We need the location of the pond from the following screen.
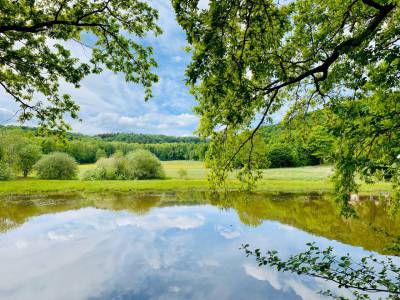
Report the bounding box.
[0,191,398,300]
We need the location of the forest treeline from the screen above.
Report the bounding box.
[95,133,203,144]
[0,110,334,175]
[0,125,208,164]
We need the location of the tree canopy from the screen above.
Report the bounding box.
[0,0,161,134]
[173,0,399,211]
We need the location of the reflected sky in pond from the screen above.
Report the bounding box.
[0,193,397,300]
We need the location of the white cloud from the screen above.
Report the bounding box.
[47,231,75,241]
[172,55,183,62]
[198,0,210,9]
[168,286,181,293]
[244,263,352,300]
[0,107,15,123]
[94,112,199,135]
[15,240,28,249]
[197,259,220,268]
[277,224,296,231]
[244,263,282,290]
[215,225,242,239]
[115,213,205,231]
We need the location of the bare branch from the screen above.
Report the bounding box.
[223,89,279,169]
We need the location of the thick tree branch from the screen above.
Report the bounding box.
[0,0,112,34]
[0,81,42,118]
[258,2,395,93]
[362,0,386,11]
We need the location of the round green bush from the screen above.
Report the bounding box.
[178,168,188,179]
[81,168,100,181]
[126,149,165,179]
[82,150,165,180]
[82,156,128,180]
[266,144,296,168]
[0,160,13,180]
[34,152,78,179]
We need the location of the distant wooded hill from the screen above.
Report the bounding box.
[0,125,203,144]
[0,109,333,167]
[95,133,203,144]
[0,125,208,163]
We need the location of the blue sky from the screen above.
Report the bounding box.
[0,1,211,136]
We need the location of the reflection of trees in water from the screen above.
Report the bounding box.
[226,193,400,255]
[0,193,163,233]
[0,192,399,254]
[0,217,18,233]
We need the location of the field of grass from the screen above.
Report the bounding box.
[0,161,391,196]
[80,161,333,180]
[78,160,208,179]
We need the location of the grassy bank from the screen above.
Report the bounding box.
[0,161,391,196]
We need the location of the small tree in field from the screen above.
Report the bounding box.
[95,149,107,161]
[266,144,296,168]
[0,161,12,181]
[34,152,77,180]
[178,168,188,179]
[126,150,165,180]
[16,144,42,177]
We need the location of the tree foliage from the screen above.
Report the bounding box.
[0,0,161,133]
[96,133,204,144]
[242,243,400,300]
[0,125,209,164]
[83,149,165,180]
[173,0,399,207]
[0,129,42,177]
[34,152,77,179]
[327,91,400,216]
[15,143,42,177]
[126,149,165,179]
[0,161,12,180]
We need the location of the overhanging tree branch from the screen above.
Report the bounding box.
[257,2,395,94]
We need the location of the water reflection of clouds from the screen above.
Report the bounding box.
[215,224,242,239]
[0,205,389,300]
[244,263,325,300]
[115,214,205,231]
[0,207,215,300]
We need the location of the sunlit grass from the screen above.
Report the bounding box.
[0,161,391,195]
[79,161,333,180]
[161,160,208,179]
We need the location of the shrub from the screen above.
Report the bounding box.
[34,152,78,179]
[126,149,165,179]
[0,161,13,180]
[82,150,165,180]
[81,168,100,181]
[16,144,42,177]
[95,148,107,161]
[83,155,129,180]
[178,168,188,179]
[95,157,117,180]
[266,144,296,168]
[98,156,129,179]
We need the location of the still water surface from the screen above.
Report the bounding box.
[0,192,398,300]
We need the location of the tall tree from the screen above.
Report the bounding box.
[0,0,161,134]
[173,0,399,210]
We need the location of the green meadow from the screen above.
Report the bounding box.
[0,161,390,196]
